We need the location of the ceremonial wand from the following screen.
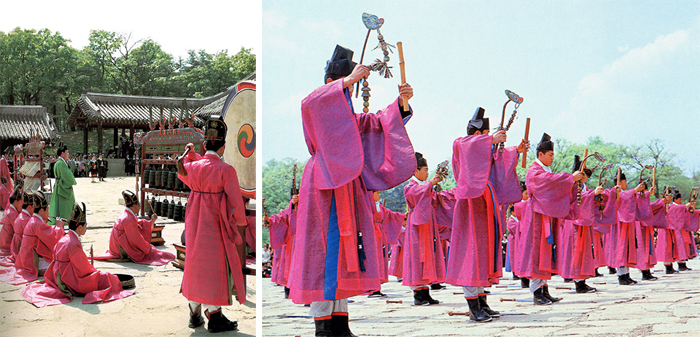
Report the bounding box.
[638,165,655,196]
[397,41,408,112]
[576,151,605,205]
[90,244,94,266]
[616,168,621,198]
[433,160,449,192]
[176,146,192,177]
[290,164,298,210]
[689,187,699,213]
[521,118,530,168]
[596,163,614,215]
[498,90,524,152]
[356,12,395,113]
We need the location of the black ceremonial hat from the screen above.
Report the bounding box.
[536,133,554,154]
[33,190,48,210]
[415,152,428,169]
[22,191,32,208]
[614,169,626,182]
[204,115,227,143]
[69,202,87,227]
[57,141,68,156]
[122,190,139,207]
[325,45,357,79]
[9,186,21,202]
[467,107,489,134]
[673,190,682,200]
[572,155,581,174]
[520,180,527,192]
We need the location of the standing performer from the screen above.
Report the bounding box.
[20,202,134,307]
[0,147,14,192]
[0,186,22,257]
[265,194,299,298]
[369,190,405,297]
[0,177,11,210]
[403,152,455,306]
[48,143,76,226]
[517,133,581,305]
[95,190,174,265]
[666,192,697,271]
[288,45,415,336]
[97,153,108,181]
[506,182,529,288]
[608,171,651,285]
[446,109,527,322]
[177,117,248,333]
[0,191,64,285]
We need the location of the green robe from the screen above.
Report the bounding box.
[49,157,76,225]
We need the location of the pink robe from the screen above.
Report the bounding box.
[0,204,19,257]
[683,212,699,258]
[635,199,666,269]
[373,203,404,283]
[288,80,414,303]
[21,231,134,307]
[0,156,13,192]
[402,180,455,287]
[178,152,248,306]
[516,161,578,280]
[558,187,612,279]
[0,214,64,285]
[506,202,525,274]
[5,209,32,265]
[592,188,618,268]
[268,202,296,287]
[246,214,255,253]
[388,228,405,278]
[609,190,652,268]
[0,185,9,210]
[446,136,520,287]
[95,209,174,265]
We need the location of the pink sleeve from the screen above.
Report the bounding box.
[452,135,492,199]
[405,181,434,226]
[122,217,152,255]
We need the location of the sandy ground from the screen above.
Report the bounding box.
[0,177,256,337]
[262,258,700,336]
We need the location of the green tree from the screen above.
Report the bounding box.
[262,158,306,216]
[180,47,256,98]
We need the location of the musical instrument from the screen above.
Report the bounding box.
[595,163,614,214]
[577,151,605,205]
[638,165,655,193]
[290,164,299,209]
[521,118,531,168]
[498,90,524,152]
[433,160,449,192]
[689,187,699,213]
[221,81,256,199]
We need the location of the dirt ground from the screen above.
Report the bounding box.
[0,177,256,336]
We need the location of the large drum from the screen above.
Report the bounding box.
[221,81,256,199]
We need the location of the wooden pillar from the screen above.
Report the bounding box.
[97,124,103,155]
[129,124,135,141]
[83,125,88,154]
[113,126,118,149]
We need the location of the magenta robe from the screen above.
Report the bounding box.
[0,156,13,192]
[21,231,134,307]
[517,162,578,280]
[178,152,248,306]
[94,209,174,265]
[0,185,9,210]
[609,190,652,268]
[402,180,455,287]
[558,187,612,279]
[635,198,667,269]
[446,136,519,287]
[268,202,296,287]
[506,201,525,274]
[288,80,415,303]
[591,188,618,268]
[373,203,404,283]
[0,215,64,285]
[6,209,32,265]
[0,205,19,256]
[388,228,405,278]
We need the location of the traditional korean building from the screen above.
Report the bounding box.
[0,105,59,150]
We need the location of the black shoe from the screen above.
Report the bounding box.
[466,297,492,322]
[431,283,446,290]
[368,290,387,298]
[625,273,638,284]
[641,270,658,281]
[315,318,332,337]
[284,287,290,299]
[330,314,357,337]
[618,274,633,285]
[188,304,205,328]
[665,264,679,274]
[575,280,596,293]
[542,285,562,303]
[563,278,574,283]
[413,288,429,306]
[423,288,440,305]
[521,278,530,289]
[478,294,500,318]
[533,288,552,305]
[205,308,238,333]
[594,268,603,277]
[678,262,692,271]
[512,274,520,280]
[608,267,617,274]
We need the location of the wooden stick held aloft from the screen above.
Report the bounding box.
[522,118,531,168]
[397,42,408,112]
[177,146,192,177]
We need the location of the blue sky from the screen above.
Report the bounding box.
[262,1,700,174]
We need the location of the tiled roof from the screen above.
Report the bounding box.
[68,73,256,127]
[0,106,59,141]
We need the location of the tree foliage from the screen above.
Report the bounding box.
[0,27,256,132]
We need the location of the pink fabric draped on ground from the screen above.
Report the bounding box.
[94,209,174,266]
[446,136,519,287]
[0,214,64,285]
[288,80,414,304]
[21,230,133,307]
[515,161,578,280]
